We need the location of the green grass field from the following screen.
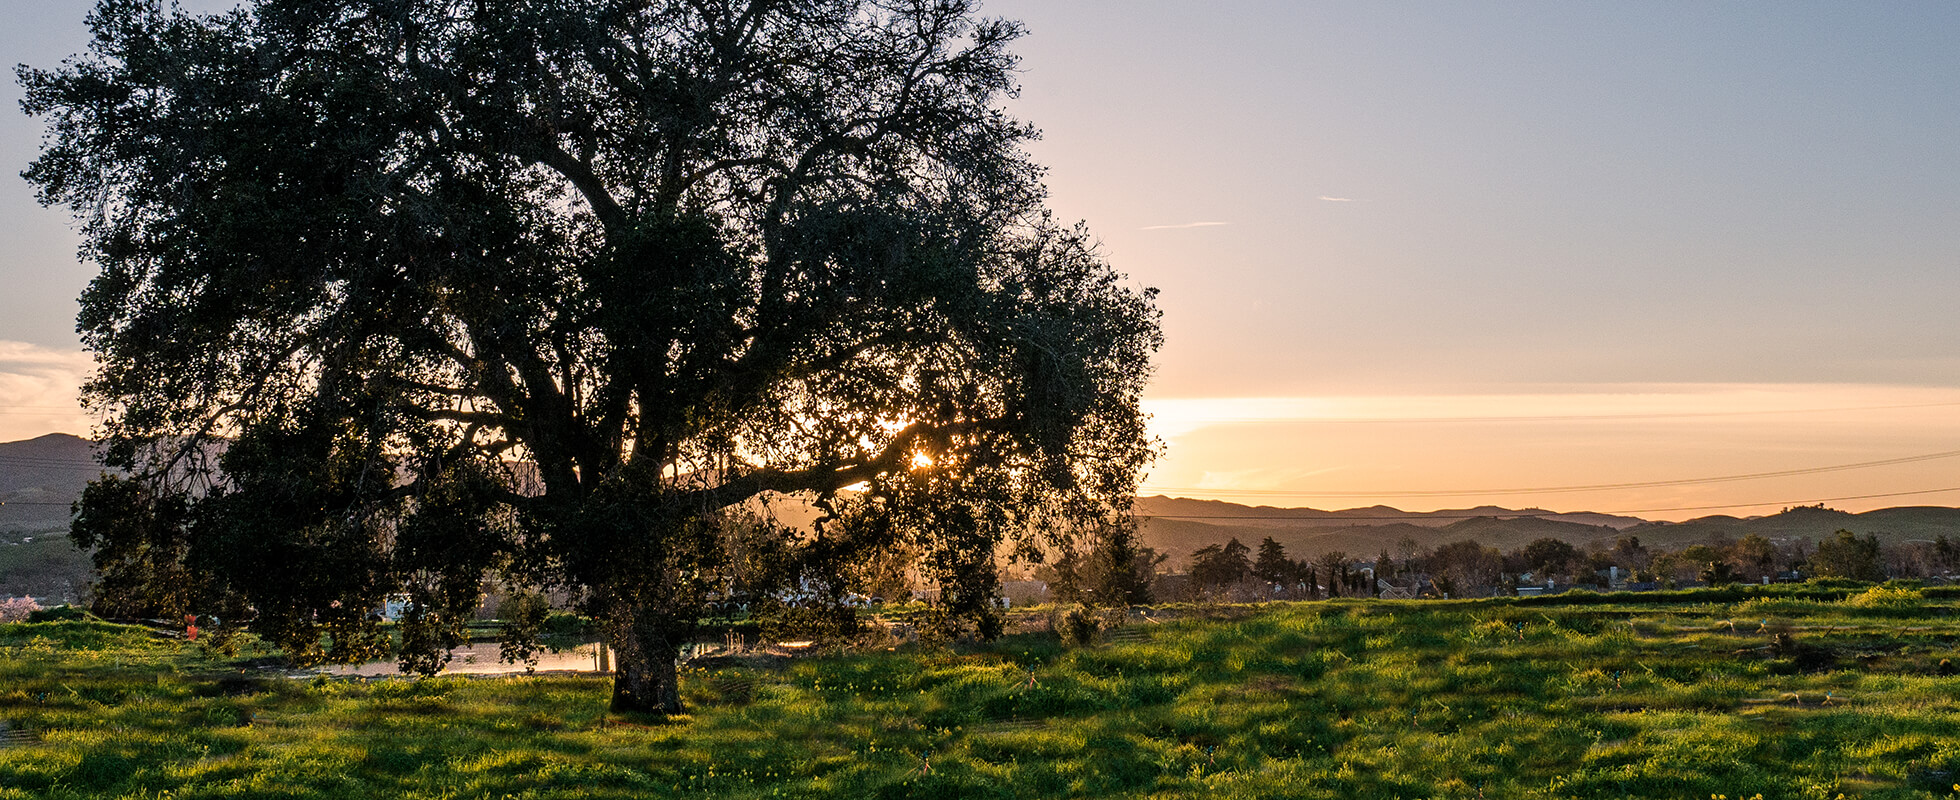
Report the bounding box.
[4,584,1960,798]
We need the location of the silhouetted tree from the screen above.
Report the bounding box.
[29,0,1160,715]
[1190,538,1253,594]
[1314,551,1350,598]
[1050,521,1160,607]
[1610,535,1652,574]
[1698,559,1740,586]
[1424,540,1502,597]
[1253,537,1294,586]
[1810,530,1884,582]
[1521,537,1580,584]
[1374,547,1394,596]
[1934,535,1960,576]
[1669,544,1728,586]
[1729,534,1777,583]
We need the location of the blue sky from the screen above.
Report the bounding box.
[6,1,1960,517]
[988,1,1960,394]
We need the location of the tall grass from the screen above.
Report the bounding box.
[3,588,1959,798]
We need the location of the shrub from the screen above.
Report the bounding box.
[1844,585,1922,610]
[23,604,92,623]
[1049,605,1099,647]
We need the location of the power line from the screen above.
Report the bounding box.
[1138,485,1960,521]
[1156,399,1960,426]
[1140,446,1960,498]
[1607,486,1960,516]
[0,459,108,472]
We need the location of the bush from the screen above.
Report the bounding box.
[23,604,94,623]
[755,601,859,644]
[1844,585,1921,610]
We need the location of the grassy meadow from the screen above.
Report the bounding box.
[4,585,1960,799]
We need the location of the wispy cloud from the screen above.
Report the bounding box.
[1138,221,1230,230]
[0,341,93,441]
[1318,196,1361,202]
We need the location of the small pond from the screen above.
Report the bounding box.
[321,641,609,677]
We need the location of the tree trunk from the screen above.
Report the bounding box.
[608,615,683,715]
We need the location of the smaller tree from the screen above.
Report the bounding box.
[1610,535,1652,573]
[1810,530,1885,582]
[1374,547,1394,596]
[1189,539,1253,596]
[1396,536,1421,565]
[1253,538,1294,586]
[1698,559,1740,586]
[1672,544,1728,586]
[1049,521,1160,607]
[1424,540,1502,597]
[1521,538,1580,585]
[1934,535,1960,576]
[1314,551,1350,598]
[1728,534,1777,583]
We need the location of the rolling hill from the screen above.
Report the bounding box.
[1132,495,1960,565]
[10,435,1960,595]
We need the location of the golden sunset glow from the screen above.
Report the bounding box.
[1142,384,1960,520]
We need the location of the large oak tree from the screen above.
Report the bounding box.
[24,0,1160,714]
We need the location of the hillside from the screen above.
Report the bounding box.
[0,434,101,599]
[1132,495,1637,563]
[12,435,1960,589]
[1134,495,1960,567]
[1621,504,1960,549]
[1131,495,1643,530]
[0,433,100,528]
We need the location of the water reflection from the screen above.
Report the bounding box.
[321,641,607,677]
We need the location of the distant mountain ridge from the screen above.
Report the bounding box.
[10,435,1960,572]
[1132,494,1960,564]
[1132,495,1645,529]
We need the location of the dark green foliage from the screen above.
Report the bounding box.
[1190,538,1252,593]
[1424,539,1503,596]
[1812,529,1886,582]
[1935,535,1960,573]
[6,588,1960,798]
[25,0,1160,713]
[1252,537,1294,586]
[1698,558,1741,586]
[1047,520,1158,607]
[1521,537,1580,580]
[23,605,97,623]
[67,476,198,620]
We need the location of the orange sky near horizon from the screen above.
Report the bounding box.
[1139,384,1960,521]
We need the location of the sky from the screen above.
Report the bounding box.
[6,2,1960,520]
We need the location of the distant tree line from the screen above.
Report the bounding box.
[1149,529,1960,602]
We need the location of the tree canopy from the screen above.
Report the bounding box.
[1189,538,1252,593]
[1810,530,1884,583]
[25,0,1160,713]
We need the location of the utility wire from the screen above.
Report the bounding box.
[1158,399,1960,426]
[1140,447,1960,498]
[1139,485,1960,521]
